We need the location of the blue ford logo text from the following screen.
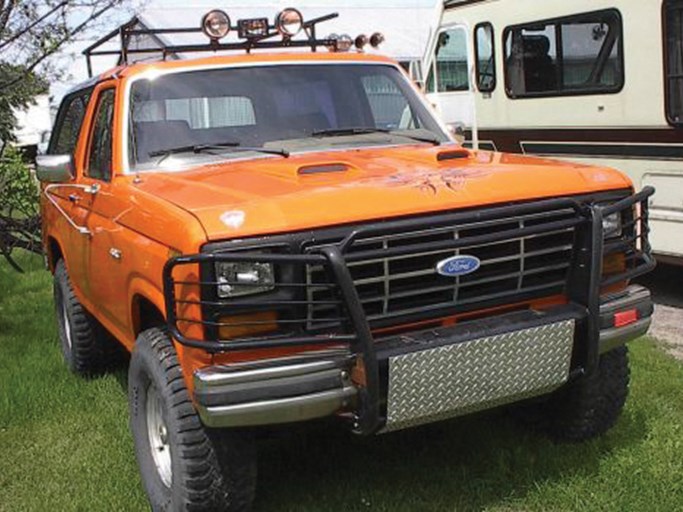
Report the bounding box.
[436,255,481,277]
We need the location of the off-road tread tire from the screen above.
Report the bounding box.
[129,327,257,512]
[54,259,111,376]
[544,345,630,443]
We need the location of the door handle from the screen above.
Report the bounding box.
[68,193,81,203]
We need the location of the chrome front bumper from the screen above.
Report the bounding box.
[194,352,356,428]
[193,285,652,431]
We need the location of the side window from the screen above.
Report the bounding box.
[474,23,496,92]
[427,27,470,93]
[87,89,115,181]
[665,0,683,125]
[504,9,623,98]
[49,91,91,155]
[361,75,417,130]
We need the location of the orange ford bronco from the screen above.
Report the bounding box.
[36,9,655,511]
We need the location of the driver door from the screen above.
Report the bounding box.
[77,83,130,334]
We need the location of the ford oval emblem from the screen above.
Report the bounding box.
[436,255,481,277]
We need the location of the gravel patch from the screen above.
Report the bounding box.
[648,304,683,361]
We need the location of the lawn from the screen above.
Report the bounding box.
[1,253,683,511]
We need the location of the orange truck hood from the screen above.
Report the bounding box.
[132,145,632,242]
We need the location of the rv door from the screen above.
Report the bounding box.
[425,24,477,147]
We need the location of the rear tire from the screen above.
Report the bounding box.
[53,259,112,375]
[541,346,630,442]
[128,328,257,512]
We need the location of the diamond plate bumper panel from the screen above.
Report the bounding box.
[383,320,575,432]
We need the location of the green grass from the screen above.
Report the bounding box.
[1,253,683,511]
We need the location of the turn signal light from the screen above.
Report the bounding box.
[218,311,278,340]
[602,252,626,276]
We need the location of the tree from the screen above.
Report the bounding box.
[0,1,130,144]
[0,1,134,270]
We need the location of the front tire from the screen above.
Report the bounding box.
[53,259,111,375]
[541,345,630,442]
[128,328,257,512]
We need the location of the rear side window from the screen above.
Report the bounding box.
[665,0,683,125]
[49,90,91,155]
[504,9,624,98]
[87,89,116,181]
[133,96,256,129]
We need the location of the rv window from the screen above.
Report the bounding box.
[475,23,496,92]
[426,27,469,93]
[503,9,623,98]
[665,1,683,125]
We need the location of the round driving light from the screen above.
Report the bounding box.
[370,32,385,48]
[355,34,369,50]
[201,10,231,40]
[276,8,303,37]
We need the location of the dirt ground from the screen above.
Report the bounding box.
[635,263,683,361]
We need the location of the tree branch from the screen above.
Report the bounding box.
[0,1,68,52]
[0,2,119,93]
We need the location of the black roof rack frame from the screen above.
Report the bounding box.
[82,12,340,77]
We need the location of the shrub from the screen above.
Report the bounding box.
[0,145,41,271]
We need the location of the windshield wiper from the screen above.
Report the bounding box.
[149,142,290,165]
[311,127,441,145]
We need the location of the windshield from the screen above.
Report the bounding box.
[128,63,449,171]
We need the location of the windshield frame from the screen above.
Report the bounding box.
[121,59,453,175]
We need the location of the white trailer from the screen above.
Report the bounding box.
[424,0,683,264]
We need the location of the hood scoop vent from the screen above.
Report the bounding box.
[436,148,471,162]
[298,163,349,175]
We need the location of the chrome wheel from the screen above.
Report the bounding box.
[146,384,172,487]
[62,299,72,350]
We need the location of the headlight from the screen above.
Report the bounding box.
[602,211,623,239]
[216,261,274,298]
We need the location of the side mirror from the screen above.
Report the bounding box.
[446,123,466,144]
[36,154,74,183]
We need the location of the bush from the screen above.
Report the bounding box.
[0,145,41,271]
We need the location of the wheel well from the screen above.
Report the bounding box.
[133,295,166,336]
[47,237,63,271]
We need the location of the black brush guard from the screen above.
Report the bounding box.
[163,187,655,434]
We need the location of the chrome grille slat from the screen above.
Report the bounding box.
[363,281,567,323]
[344,228,573,268]
[305,207,578,329]
[352,268,569,306]
[351,208,576,246]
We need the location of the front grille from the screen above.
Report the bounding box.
[306,207,578,329]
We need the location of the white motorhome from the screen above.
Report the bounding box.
[424,0,683,264]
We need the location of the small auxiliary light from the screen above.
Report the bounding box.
[370,32,385,48]
[355,34,369,50]
[238,18,269,38]
[201,10,231,41]
[276,8,304,37]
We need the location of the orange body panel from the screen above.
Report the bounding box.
[41,51,634,392]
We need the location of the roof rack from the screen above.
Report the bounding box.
[82,10,341,77]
